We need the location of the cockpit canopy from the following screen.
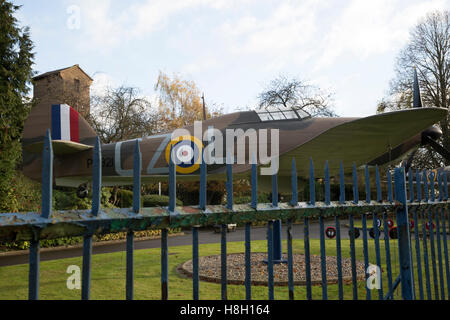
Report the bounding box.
[255,105,312,122]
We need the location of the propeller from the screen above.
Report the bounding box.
[403,68,449,171]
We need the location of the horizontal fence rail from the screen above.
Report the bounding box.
[0,133,449,300]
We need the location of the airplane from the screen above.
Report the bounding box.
[21,70,449,197]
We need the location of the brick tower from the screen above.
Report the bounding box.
[32,64,93,118]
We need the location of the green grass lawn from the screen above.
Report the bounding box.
[0,239,447,300]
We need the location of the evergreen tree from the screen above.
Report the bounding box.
[0,1,35,211]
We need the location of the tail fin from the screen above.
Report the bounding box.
[22,103,97,180]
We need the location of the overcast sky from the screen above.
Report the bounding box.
[15,0,450,117]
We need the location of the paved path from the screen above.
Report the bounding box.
[0,219,378,267]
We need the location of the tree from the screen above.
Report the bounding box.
[0,1,35,212]
[154,71,223,132]
[258,75,337,117]
[88,85,159,144]
[377,10,450,168]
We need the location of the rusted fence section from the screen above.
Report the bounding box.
[0,131,449,300]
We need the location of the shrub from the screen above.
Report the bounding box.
[53,187,115,211]
[94,228,182,242]
[53,190,91,210]
[9,171,42,213]
[115,189,134,208]
[1,236,83,250]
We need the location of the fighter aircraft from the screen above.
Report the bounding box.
[21,70,448,195]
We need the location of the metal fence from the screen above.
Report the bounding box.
[0,131,449,300]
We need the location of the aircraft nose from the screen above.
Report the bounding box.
[422,125,442,142]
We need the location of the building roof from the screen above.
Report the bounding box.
[33,64,93,82]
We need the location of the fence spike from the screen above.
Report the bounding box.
[290,158,298,206]
[387,169,393,203]
[271,166,278,208]
[423,170,429,202]
[444,172,448,200]
[271,156,282,261]
[430,171,436,202]
[226,151,233,210]
[438,171,443,202]
[251,153,258,209]
[339,162,345,204]
[133,139,141,214]
[365,165,370,203]
[375,165,382,202]
[169,145,176,214]
[324,161,330,205]
[352,162,358,204]
[41,129,53,219]
[408,167,414,203]
[92,137,102,216]
[416,169,422,202]
[199,150,207,211]
[309,158,315,206]
[394,167,415,300]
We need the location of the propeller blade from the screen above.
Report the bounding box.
[423,135,450,161]
[403,149,418,172]
[413,67,423,108]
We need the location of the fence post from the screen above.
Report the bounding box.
[394,167,415,300]
[168,145,176,214]
[29,129,53,300]
[41,129,53,220]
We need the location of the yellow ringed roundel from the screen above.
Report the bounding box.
[165,135,203,174]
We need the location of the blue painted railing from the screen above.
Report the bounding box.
[0,132,449,301]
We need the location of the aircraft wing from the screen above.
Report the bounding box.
[24,140,93,155]
[277,107,447,176]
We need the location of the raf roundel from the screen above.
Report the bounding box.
[165,135,203,174]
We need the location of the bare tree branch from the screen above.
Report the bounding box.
[377,10,450,168]
[87,85,160,144]
[257,74,337,117]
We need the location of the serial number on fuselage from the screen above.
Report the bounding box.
[86,157,114,169]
